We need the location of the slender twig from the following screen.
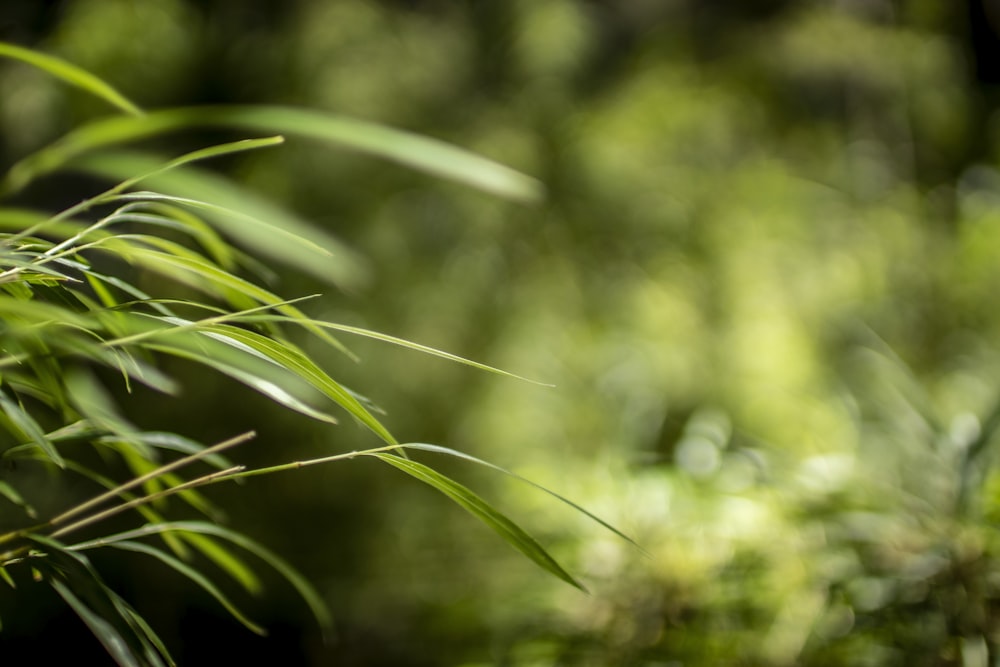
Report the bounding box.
[51,431,254,527]
[0,431,255,549]
[50,465,245,540]
[96,295,319,350]
[0,440,402,565]
[228,443,403,480]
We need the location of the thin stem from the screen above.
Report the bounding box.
[51,431,255,527]
[0,431,254,549]
[226,443,404,480]
[50,465,245,540]
[97,295,319,350]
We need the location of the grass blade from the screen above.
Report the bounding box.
[109,541,266,636]
[0,41,142,117]
[84,158,368,290]
[144,340,340,425]
[49,578,141,667]
[401,443,642,551]
[3,106,542,201]
[29,535,150,667]
[369,453,586,591]
[71,520,335,642]
[196,323,396,444]
[0,480,35,518]
[0,387,64,467]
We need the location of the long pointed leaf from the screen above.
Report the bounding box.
[4,106,542,201]
[49,578,142,667]
[87,160,368,291]
[71,520,334,642]
[29,535,151,667]
[109,541,266,636]
[0,41,142,116]
[370,453,585,591]
[0,387,64,467]
[401,443,642,551]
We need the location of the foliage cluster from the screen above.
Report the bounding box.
[0,37,614,666]
[5,1,1000,666]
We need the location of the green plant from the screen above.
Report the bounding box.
[0,42,625,665]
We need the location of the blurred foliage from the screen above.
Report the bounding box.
[5,0,1000,665]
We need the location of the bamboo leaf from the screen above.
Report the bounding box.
[93,236,355,359]
[400,443,642,551]
[29,535,153,667]
[194,322,396,444]
[0,480,37,519]
[117,605,174,667]
[0,41,142,116]
[64,369,138,441]
[178,532,261,595]
[109,137,285,196]
[84,158,369,290]
[304,320,553,386]
[49,578,142,667]
[109,540,267,636]
[369,453,586,591]
[0,387,64,467]
[3,106,542,201]
[142,339,341,426]
[70,520,334,642]
[96,432,236,472]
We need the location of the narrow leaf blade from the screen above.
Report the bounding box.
[0,41,142,116]
[370,453,586,591]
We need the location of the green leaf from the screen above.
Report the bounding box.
[29,534,155,667]
[96,432,236,472]
[3,106,542,201]
[71,520,334,642]
[64,369,138,441]
[369,453,586,591]
[0,387,64,468]
[49,578,142,667]
[93,235,355,358]
[143,339,341,426]
[0,41,142,117]
[83,158,369,291]
[117,604,174,667]
[303,320,553,386]
[216,106,544,203]
[196,323,396,444]
[178,532,261,596]
[401,443,642,551]
[109,540,266,636]
[0,480,37,518]
[109,137,286,196]
[97,309,392,440]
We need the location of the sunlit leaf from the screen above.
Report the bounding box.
[82,157,369,290]
[194,322,396,444]
[143,338,341,426]
[401,443,642,551]
[64,370,138,441]
[4,106,542,202]
[0,41,142,116]
[0,387,63,467]
[370,453,586,591]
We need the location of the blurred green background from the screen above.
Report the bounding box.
[5,0,1000,665]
